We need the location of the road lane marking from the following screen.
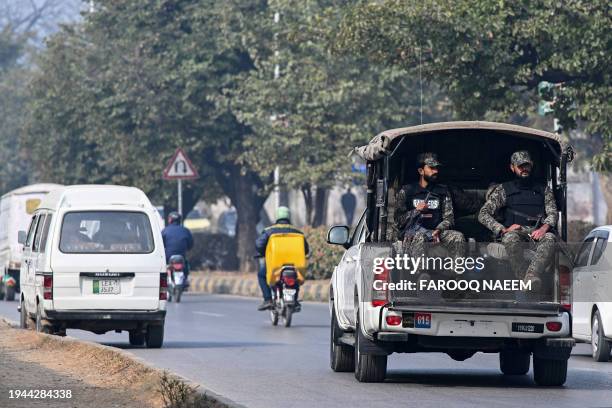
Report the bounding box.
[192,311,224,317]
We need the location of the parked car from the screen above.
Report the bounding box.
[572,226,611,361]
[328,121,575,385]
[0,184,62,301]
[18,185,167,348]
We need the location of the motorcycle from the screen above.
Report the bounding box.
[270,266,301,327]
[0,274,17,301]
[264,232,307,328]
[167,255,187,303]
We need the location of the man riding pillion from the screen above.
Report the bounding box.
[478,151,557,290]
[255,206,309,311]
[162,212,194,284]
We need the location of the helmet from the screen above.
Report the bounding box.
[275,206,291,222]
[167,211,182,225]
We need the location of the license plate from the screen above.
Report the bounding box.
[512,322,543,333]
[414,312,432,329]
[93,279,120,294]
[283,288,296,300]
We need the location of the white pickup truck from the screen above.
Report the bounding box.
[327,122,575,385]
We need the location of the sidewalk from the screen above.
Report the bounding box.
[188,271,329,302]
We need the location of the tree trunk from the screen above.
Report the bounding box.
[301,184,313,225]
[214,163,265,273]
[312,186,328,227]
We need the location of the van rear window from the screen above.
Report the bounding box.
[59,211,154,254]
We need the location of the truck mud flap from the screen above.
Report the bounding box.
[533,337,575,360]
[359,329,392,356]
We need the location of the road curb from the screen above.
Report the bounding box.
[189,273,328,302]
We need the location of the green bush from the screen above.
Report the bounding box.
[188,232,238,271]
[304,226,345,280]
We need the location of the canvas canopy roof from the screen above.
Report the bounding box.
[354,121,569,162]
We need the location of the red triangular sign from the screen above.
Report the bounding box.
[163,148,199,180]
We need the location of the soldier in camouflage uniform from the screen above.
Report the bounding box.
[395,153,465,259]
[478,151,557,289]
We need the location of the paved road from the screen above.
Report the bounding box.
[1,294,612,408]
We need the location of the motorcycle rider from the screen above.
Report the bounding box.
[162,211,194,284]
[255,206,309,311]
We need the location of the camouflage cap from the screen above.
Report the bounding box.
[417,152,442,168]
[510,150,533,166]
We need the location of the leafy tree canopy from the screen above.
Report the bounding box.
[334,0,610,171]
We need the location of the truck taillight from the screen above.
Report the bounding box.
[159,273,168,300]
[559,265,571,312]
[372,266,389,307]
[43,275,53,300]
[386,315,402,326]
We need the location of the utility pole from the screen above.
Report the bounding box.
[273,10,281,209]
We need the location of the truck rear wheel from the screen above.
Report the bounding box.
[533,357,568,386]
[145,324,164,348]
[330,306,354,372]
[354,315,386,382]
[499,350,530,375]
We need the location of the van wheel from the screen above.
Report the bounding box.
[35,303,51,334]
[145,324,164,348]
[592,310,611,362]
[129,331,145,346]
[20,299,29,329]
[354,312,386,382]
[330,306,354,372]
[499,350,530,375]
[5,285,15,301]
[533,357,568,386]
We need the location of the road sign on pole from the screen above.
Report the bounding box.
[163,148,199,180]
[163,148,199,216]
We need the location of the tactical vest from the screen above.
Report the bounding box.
[501,180,545,227]
[403,183,448,230]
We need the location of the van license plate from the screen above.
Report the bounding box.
[93,279,120,294]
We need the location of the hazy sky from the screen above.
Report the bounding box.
[0,0,83,43]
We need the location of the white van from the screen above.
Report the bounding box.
[18,185,168,348]
[572,226,612,361]
[0,184,62,301]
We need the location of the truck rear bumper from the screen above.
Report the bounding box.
[366,332,575,358]
[373,308,571,339]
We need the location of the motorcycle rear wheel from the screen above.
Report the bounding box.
[282,308,293,327]
[270,309,279,326]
